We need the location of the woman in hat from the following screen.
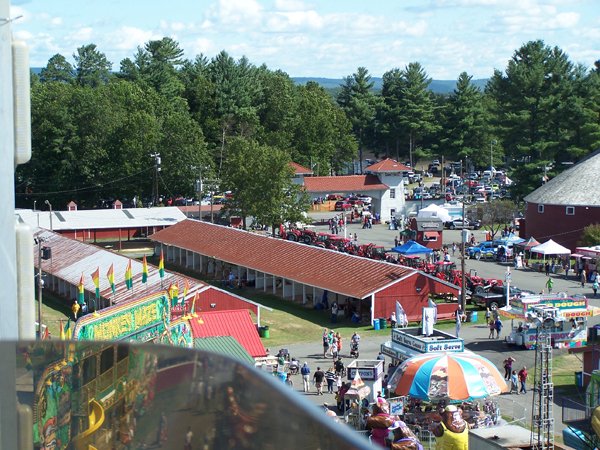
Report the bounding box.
[366,400,396,447]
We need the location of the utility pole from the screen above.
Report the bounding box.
[460,200,467,312]
[45,199,52,231]
[150,153,161,206]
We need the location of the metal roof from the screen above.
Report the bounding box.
[303,175,388,193]
[17,206,187,231]
[365,158,411,173]
[193,336,255,365]
[188,310,266,358]
[290,161,313,175]
[524,149,600,206]
[149,220,457,299]
[31,229,265,314]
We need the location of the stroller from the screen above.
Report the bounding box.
[350,342,359,358]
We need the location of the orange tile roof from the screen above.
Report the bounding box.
[365,158,411,173]
[150,220,415,299]
[290,161,313,175]
[303,175,388,193]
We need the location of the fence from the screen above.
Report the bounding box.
[496,395,528,427]
[562,397,591,425]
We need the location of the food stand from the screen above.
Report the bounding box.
[346,359,384,403]
[501,293,598,349]
[381,327,464,366]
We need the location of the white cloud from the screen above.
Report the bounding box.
[213,0,263,27]
[264,10,323,32]
[112,26,155,50]
[274,0,308,12]
[69,27,93,42]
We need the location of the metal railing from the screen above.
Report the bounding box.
[496,395,528,427]
[562,397,591,424]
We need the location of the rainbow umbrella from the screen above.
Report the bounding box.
[391,352,508,401]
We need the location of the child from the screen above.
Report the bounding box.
[488,319,496,339]
[510,370,519,394]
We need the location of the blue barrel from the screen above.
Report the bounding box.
[278,372,287,383]
[373,319,381,330]
[470,311,478,323]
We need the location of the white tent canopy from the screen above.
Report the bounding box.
[417,204,452,222]
[530,239,571,256]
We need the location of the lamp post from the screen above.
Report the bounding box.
[37,239,43,338]
[44,200,52,231]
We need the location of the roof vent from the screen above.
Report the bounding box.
[67,201,77,211]
[113,200,123,209]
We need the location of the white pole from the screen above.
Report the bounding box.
[505,267,511,309]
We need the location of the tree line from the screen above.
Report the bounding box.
[15,38,600,227]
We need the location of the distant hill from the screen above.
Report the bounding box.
[292,77,488,95]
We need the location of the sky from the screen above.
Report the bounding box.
[9,0,600,80]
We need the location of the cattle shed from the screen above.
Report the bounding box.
[32,229,267,325]
[149,220,460,323]
[17,206,186,243]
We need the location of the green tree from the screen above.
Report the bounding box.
[471,200,518,240]
[337,67,378,172]
[440,72,492,168]
[39,54,74,83]
[579,224,600,247]
[221,137,308,229]
[73,44,112,87]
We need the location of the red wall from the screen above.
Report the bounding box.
[57,226,167,242]
[195,288,259,316]
[373,274,458,321]
[525,203,600,250]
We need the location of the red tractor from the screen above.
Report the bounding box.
[278,224,303,241]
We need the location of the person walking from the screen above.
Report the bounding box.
[545,277,554,294]
[183,426,193,450]
[455,312,461,338]
[495,317,503,339]
[301,362,311,392]
[325,367,336,394]
[488,319,496,339]
[313,367,325,395]
[503,357,515,380]
[335,331,342,354]
[322,328,330,358]
[518,367,528,394]
[581,269,587,288]
[510,370,519,394]
[594,278,599,297]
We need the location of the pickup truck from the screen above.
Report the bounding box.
[467,241,499,259]
[472,285,535,310]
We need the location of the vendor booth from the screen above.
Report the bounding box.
[381,327,464,366]
[500,293,598,349]
[347,359,384,403]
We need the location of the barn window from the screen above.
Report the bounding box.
[566,206,575,216]
[390,188,396,199]
[538,204,544,213]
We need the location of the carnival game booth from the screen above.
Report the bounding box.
[500,293,598,350]
[381,327,464,366]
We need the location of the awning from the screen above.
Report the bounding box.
[381,340,422,361]
[571,253,583,258]
[424,231,438,238]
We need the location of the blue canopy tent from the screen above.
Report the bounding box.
[391,240,433,255]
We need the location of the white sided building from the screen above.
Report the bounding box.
[363,159,408,222]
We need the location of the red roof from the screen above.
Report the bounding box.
[188,309,266,357]
[150,220,419,299]
[303,175,388,193]
[290,161,313,175]
[365,158,411,173]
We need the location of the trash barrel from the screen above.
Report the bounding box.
[263,326,270,339]
[470,311,478,323]
[258,327,265,338]
[373,320,381,331]
[379,317,387,329]
[575,371,584,388]
[465,311,473,323]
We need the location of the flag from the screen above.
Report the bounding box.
[183,279,190,299]
[142,256,149,283]
[78,273,85,305]
[190,290,199,315]
[59,319,65,340]
[396,301,407,328]
[106,264,115,294]
[168,283,179,307]
[91,267,100,298]
[428,298,438,324]
[64,319,71,340]
[125,260,133,290]
[158,250,165,278]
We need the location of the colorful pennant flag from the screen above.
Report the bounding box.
[158,250,165,278]
[183,279,190,299]
[190,290,199,315]
[91,267,100,298]
[142,255,149,283]
[78,273,85,305]
[168,283,179,307]
[59,319,65,340]
[125,260,133,290]
[106,264,115,294]
[64,319,71,340]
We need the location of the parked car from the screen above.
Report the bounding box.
[444,218,482,230]
[473,285,535,310]
[334,200,352,211]
[467,241,499,259]
[356,195,372,205]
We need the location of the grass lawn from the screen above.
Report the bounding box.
[40,292,71,338]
